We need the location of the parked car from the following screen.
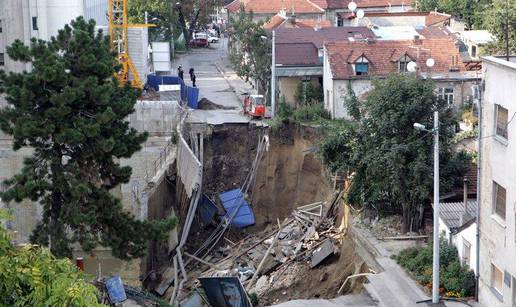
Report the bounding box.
[208,34,219,43]
[189,32,209,47]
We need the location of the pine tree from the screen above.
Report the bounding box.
[0,17,176,259]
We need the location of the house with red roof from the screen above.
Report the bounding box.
[322,28,481,119]
[338,11,451,27]
[225,0,414,25]
[273,26,376,106]
[225,0,326,22]
[263,12,333,31]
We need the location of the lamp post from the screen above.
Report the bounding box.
[414,111,440,304]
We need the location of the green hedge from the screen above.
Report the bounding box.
[394,238,475,298]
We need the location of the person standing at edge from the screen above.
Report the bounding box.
[177,65,184,80]
[189,68,196,87]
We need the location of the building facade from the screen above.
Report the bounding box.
[478,56,516,307]
[0,0,84,72]
[323,30,481,119]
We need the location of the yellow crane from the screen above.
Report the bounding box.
[108,0,153,88]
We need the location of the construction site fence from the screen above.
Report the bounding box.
[146,74,199,109]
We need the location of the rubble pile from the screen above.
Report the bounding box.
[179,193,348,303]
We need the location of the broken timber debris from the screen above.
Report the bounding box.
[167,196,347,302]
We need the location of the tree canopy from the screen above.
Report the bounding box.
[482,0,516,55]
[0,210,103,306]
[229,5,271,96]
[0,17,175,259]
[320,74,469,232]
[128,0,173,41]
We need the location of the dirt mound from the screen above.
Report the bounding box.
[198,98,236,110]
[258,236,368,306]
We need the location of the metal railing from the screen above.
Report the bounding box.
[144,137,176,183]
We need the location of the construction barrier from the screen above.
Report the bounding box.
[146,74,199,109]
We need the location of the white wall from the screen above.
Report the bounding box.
[332,79,371,119]
[454,223,477,273]
[478,57,516,307]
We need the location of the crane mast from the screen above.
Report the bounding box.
[108,0,143,88]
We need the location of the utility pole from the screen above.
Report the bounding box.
[505,0,510,61]
[414,110,440,304]
[432,110,440,304]
[271,30,276,117]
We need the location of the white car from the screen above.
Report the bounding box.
[208,35,219,43]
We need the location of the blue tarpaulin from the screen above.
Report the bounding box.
[197,194,218,223]
[146,74,199,109]
[219,188,255,228]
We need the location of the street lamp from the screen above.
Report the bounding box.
[414,111,440,304]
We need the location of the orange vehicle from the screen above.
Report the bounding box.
[243,94,266,118]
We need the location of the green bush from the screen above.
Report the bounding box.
[394,238,476,298]
[277,96,293,121]
[293,104,331,122]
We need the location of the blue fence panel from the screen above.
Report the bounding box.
[146,74,199,109]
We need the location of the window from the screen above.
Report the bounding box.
[32,17,38,31]
[318,48,323,62]
[491,263,504,298]
[471,45,477,58]
[462,239,471,266]
[337,15,343,27]
[0,19,3,33]
[354,55,369,76]
[0,53,4,66]
[398,54,411,73]
[495,104,509,139]
[493,181,506,220]
[438,88,454,105]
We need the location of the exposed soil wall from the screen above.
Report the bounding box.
[200,123,331,229]
[251,124,331,228]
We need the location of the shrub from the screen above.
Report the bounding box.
[293,104,331,122]
[277,96,293,121]
[394,238,476,298]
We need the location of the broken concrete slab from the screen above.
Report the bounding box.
[310,239,336,268]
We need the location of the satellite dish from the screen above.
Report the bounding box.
[356,9,365,19]
[348,1,357,11]
[407,61,417,72]
[426,58,435,68]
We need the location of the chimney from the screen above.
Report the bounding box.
[290,14,296,25]
[413,35,421,45]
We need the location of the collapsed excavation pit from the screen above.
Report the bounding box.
[162,122,370,305]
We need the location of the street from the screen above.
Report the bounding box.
[173,37,255,124]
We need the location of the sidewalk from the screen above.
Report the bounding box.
[351,225,473,307]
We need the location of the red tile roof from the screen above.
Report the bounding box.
[276,26,375,47]
[345,11,451,26]
[226,0,325,14]
[275,27,375,66]
[264,13,333,30]
[263,14,287,30]
[326,0,412,9]
[295,19,333,28]
[277,43,320,65]
[326,37,466,79]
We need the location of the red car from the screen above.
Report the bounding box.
[189,33,209,48]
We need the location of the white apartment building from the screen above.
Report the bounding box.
[478,56,516,307]
[0,0,84,72]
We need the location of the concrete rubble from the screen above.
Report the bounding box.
[169,192,348,304]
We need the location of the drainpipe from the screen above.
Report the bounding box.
[271,30,276,117]
[475,79,482,300]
